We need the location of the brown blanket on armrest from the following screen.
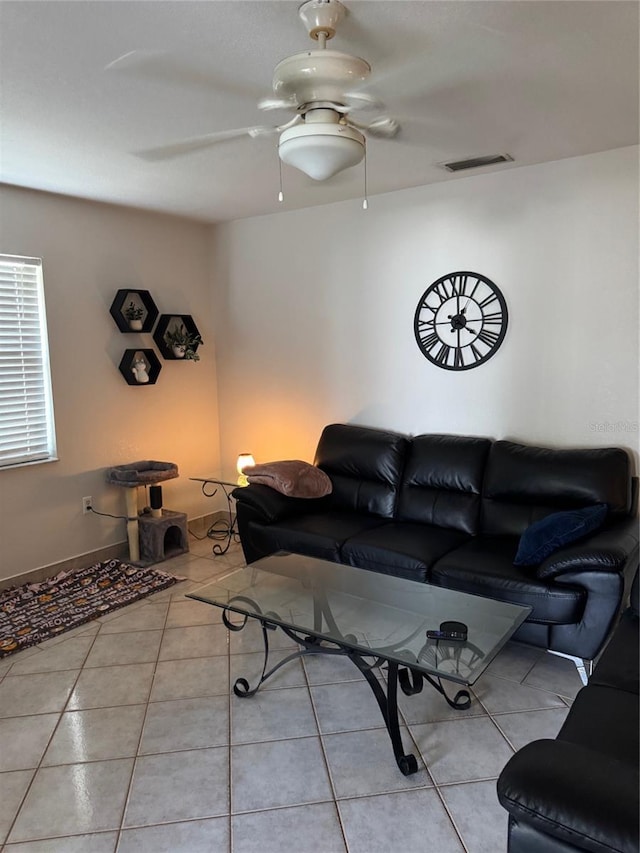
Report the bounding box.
[245,460,332,498]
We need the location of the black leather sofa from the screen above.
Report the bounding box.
[497,569,639,853]
[233,424,639,663]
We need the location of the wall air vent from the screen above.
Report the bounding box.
[441,154,514,172]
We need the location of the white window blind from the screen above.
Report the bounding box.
[0,255,57,469]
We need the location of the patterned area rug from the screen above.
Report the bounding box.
[0,559,182,658]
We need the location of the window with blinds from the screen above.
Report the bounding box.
[0,255,58,469]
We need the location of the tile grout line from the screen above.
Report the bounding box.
[396,682,472,851]
[114,597,172,852]
[1,624,104,847]
[401,680,477,851]
[431,783,473,853]
[400,681,497,853]
[302,652,350,853]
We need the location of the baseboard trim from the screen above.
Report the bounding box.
[0,542,130,593]
[0,511,228,593]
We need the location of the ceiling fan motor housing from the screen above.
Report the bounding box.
[272,50,370,107]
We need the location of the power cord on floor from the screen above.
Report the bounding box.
[205,517,236,542]
[88,507,129,520]
[187,526,208,540]
[187,519,238,542]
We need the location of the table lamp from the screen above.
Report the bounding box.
[236,453,255,486]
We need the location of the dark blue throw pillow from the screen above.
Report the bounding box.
[513,504,608,567]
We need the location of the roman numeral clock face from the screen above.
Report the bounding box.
[414,272,508,370]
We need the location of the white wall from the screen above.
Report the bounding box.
[0,186,222,581]
[1,147,637,578]
[211,147,639,474]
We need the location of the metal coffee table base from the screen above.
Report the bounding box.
[224,610,471,776]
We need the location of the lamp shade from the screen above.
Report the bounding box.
[236,453,255,486]
[279,123,365,181]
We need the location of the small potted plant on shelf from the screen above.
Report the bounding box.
[124,301,145,331]
[165,323,203,361]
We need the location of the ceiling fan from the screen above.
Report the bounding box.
[127,0,400,182]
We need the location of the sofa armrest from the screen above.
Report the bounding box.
[232,484,329,524]
[497,739,639,853]
[536,517,639,580]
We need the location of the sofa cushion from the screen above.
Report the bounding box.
[396,434,491,535]
[498,739,639,853]
[558,683,639,766]
[482,441,631,536]
[589,608,639,695]
[514,503,608,567]
[340,522,471,583]
[314,424,409,519]
[430,538,585,624]
[244,511,384,563]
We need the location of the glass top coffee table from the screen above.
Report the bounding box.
[188,552,531,775]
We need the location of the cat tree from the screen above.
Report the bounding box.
[105,461,184,563]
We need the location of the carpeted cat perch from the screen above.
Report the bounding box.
[106,461,180,562]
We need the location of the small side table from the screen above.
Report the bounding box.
[190,476,242,555]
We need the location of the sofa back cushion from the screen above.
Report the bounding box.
[397,434,491,534]
[314,423,408,518]
[482,440,632,536]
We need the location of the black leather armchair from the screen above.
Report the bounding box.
[497,570,639,853]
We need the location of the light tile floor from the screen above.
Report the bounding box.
[0,536,585,852]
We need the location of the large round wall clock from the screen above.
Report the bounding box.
[414,271,508,371]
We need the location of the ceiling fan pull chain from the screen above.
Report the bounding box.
[278,155,284,203]
[362,143,369,210]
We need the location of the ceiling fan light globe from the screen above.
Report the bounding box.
[278,123,365,180]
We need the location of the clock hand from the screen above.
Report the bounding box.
[436,318,476,332]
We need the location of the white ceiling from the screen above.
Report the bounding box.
[1,1,638,224]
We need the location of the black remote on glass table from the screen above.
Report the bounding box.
[426,620,468,642]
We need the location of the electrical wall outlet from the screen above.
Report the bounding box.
[82,496,92,514]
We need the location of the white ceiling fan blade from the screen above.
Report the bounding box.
[259,94,383,115]
[134,126,276,162]
[106,49,264,101]
[353,17,516,107]
[338,91,384,112]
[362,116,400,138]
[105,50,155,73]
[346,114,400,139]
[372,114,464,151]
[258,95,299,112]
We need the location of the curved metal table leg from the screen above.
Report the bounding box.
[211,485,237,556]
[350,655,419,776]
[228,613,420,776]
[225,612,474,777]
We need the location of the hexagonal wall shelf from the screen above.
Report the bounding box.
[118,348,162,385]
[110,289,159,333]
[153,314,203,360]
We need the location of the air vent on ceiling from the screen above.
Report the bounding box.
[441,154,514,173]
